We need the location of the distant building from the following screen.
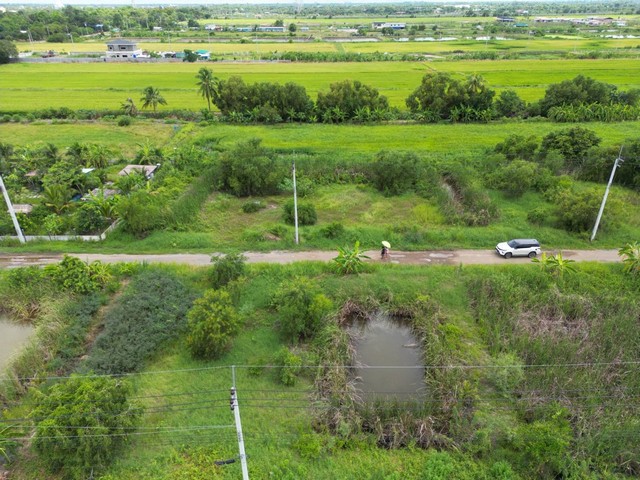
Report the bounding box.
[195,49,210,60]
[105,39,142,59]
[372,22,406,30]
[257,26,286,32]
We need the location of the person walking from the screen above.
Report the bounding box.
[381,241,391,261]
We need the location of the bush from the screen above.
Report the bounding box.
[117,115,132,126]
[282,200,317,226]
[371,150,426,196]
[45,255,112,295]
[217,138,285,196]
[489,160,537,198]
[319,221,345,239]
[488,352,525,395]
[274,347,303,386]
[554,186,616,233]
[186,289,240,360]
[84,269,195,374]
[271,277,333,343]
[73,202,110,234]
[527,207,549,226]
[31,375,141,480]
[241,200,265,213]
[209,253,246,289]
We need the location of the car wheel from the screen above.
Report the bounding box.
[504,252,512,259]
[528,251,537,258]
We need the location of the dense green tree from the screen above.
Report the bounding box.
[495,89,526,118]
[541,127,601,170]
[406,72,494,121]
[371,150,427,195]
[217,138,285,196]
[140,85,167,112]
[0,40,18,63]
[539,75,619,116]
[489,160,538,198]
[31,375,141,480]
[182,49,198,62]
[316,79,388,121]
[494,134,539,161]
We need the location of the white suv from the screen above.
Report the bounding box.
[495,239,541,259]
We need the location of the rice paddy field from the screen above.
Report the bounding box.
[1,58,640,111]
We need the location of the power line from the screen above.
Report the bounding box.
[2,360,639,382]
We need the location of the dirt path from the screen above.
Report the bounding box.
[0,249,621,269]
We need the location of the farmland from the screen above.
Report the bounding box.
[2,58,640,111]
[2,3,640,479]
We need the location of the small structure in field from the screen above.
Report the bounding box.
[12,204,33,214]
[118,164,160,179]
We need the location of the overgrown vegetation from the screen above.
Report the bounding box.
[83,269,195,374]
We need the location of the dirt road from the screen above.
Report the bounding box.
[0,249,621,269]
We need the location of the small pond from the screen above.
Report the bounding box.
[0,314,34,370]
[348,312,425,400]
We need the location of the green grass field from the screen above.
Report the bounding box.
[0,121,175,150]
[1,58,639,111]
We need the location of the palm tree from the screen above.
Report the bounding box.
[195,67,217,111]
[140,86,167,112]
[42,184,73,215]
[121,98,138,117]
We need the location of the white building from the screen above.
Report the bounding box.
[105,39,143,59]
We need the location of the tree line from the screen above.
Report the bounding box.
[124,70,640,125]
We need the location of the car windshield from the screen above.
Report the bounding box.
[507,240,519,248]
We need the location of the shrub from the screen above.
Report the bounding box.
[282,200,317,226]
[274,347,303,386]
[31,375,141,480]
[527,207,549,226]
[554,187,616,233]
[320,221,345,239]
[73,202,110,234]
[489,160,537,198]
[186,289,240,360]
[241,200,265,213]
[45,255,112,295]
[371,150,426,196]
[217,138,286,196]
[271,277,333,343]
[117,115,132,126]
[84,269,194,374]
[209,253,246,289]
[488,352,525,395]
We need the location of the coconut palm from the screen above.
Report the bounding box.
[140,86,167,112]
[195,67,217,112]
[121,97,138,117]
[42,184,73,215]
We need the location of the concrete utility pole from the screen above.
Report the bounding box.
[590,146,624,242]
[230,366,249,480]
[0,174,26,243]
[292,160,299,245]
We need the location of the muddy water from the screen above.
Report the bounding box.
[0,315,34,369]
[349,312,425,400]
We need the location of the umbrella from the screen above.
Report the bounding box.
[381,241,391,248]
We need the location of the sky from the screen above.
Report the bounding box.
[2,0,515,6]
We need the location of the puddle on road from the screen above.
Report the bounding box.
[348,312,425,400]
[0,314,34,369]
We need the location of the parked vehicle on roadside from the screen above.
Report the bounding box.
[495,239,541,259]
